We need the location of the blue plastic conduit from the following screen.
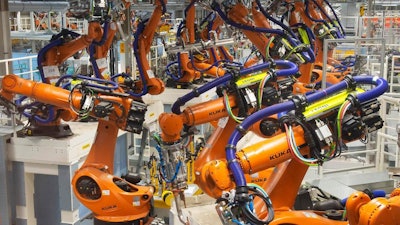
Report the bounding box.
[310,0,345,38]
[37,30,81,83]
[165,60,181,81]
[304,0,327,24]
[290,23,316,51]
[213,3,315,63]
[37,39,63,83]
[132,20,149,97]
[89,44,102,78]
[171,60,299,114]
[218,46,231,60]
[226,75,388,186]
[15,97,56,123]
[254,0,297,39]
[54,74,119,90]
[89,21,110,78]
[322,0,346,37]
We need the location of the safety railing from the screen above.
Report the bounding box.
[388,55,400,93]
[377,94,400,171]
[0,55,39,129]
[9,12,86,34]
[322,37,386,87]
[0,55,39,80]
[10,16,32,31]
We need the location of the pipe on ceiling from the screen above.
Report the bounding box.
[8,1,70,12]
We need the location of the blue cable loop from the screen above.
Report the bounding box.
[132,19,149,97]
[176,21,185,40]
[213,2,314,63]
[304,0,327,24]
[290,23,316,51]
[156,145,182,183]
[165,60,181,81]
[313,0,346,38]
[171,60,299,114]
[89,21,110,78]
[88,44,102,78]
[254,0,297,39]
[16,97,56,123]
[38,29,83,83]
[218,46,231,60]
[226,75,388,186]
[37,39,63,83]
[54,74,119,90]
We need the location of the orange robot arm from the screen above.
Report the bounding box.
[185,0,196,44]
[214,0,312,66]
[1,74,154,223]
[40,21,103,82]
[91,22,118,60]
[224,3,270,59]
[166,49,226,84]
[89,21,119,79]
[346,189,400,225]
[132,0,166,95]
[288,0,337,64]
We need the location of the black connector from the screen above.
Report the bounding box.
[341,114,364,141]
[236,124,248,136]
[262,85,279,107]
[259,119,279,137]
[362,114,384,133]
[93,101,114,118]
[291,94,308,112]
[126,101,147,134]
[277,77,295,99]
[235,186,249,203]
[360,99,381,116]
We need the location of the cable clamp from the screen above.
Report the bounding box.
[225,144,237,152]
[346,93,359,107]
[344,75,356,90]
[192,87,201,97]
[291,94,308,112]
[236,124,247,136]
[227,158,238,165]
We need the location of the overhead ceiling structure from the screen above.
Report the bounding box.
[8,0,70,12]
[374,0,398,6]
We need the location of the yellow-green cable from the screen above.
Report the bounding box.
[223,90,243,123]
[257,74,271,109]
[265,36,275,60]
[289,125,318,166]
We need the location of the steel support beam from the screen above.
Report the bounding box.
[0,1,12,79]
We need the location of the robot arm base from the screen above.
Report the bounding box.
[72,165,154,223]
